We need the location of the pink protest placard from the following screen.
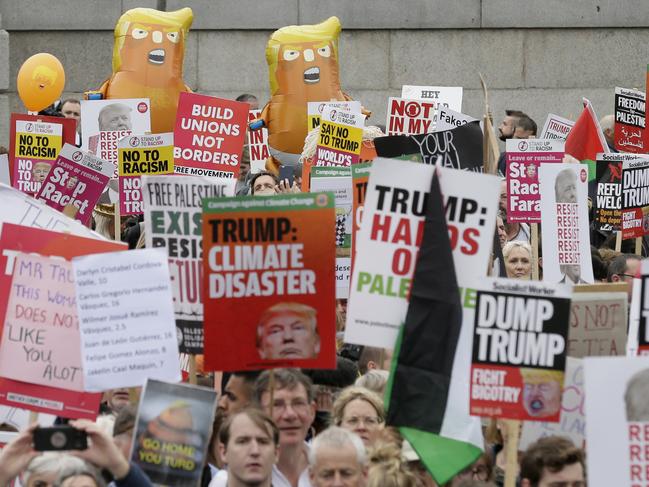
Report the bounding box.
[174,92,248,179]
[35,144,112,224]
[506,139,564,223]
[0,253,84,392]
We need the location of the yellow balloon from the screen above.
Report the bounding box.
[17,53,65,112]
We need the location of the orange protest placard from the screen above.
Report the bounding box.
[202,193,336,371]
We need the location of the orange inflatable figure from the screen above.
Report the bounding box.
[88,8,193,134]
[253,17,364,174]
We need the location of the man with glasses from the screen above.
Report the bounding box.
[254,369,317,487]
[608,253,641,301]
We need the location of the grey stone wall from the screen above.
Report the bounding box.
[2,0,649,148]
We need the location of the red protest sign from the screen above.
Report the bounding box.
[202,193,336,371]
[10,114,76,196]
[351,162,371,271]
[0,223,124,418]
[385,97,436,135]
[174,93,248,179]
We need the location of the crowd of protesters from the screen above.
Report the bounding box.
[0,90,605,487]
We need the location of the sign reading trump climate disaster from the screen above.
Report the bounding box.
[201,193,336,371]
[118,133,174,215]
[470,278,572,422]
[174,93,248,179]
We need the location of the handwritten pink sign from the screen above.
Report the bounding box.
[0,253,84,391]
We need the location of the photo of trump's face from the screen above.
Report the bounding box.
[257,302,320,360]
[521,369,562,418]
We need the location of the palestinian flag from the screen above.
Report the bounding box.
[565,98,609,181]
[385,172,482,485]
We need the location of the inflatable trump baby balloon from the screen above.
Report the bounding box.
[88,8,193,133]
[252,16,365,173]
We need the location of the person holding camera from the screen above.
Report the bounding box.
[0,421,153,487]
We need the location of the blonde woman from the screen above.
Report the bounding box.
[332,387,385,447]
[502,241,533,280]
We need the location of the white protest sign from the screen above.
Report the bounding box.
[520,357,585,450]
[345,160,499,347]
[435,106,478,132]
[308,101,362,132]
[385,97,437,135]
[539,114,575,141]
[539,163,594,284]
[74,248,181,390]
[0,183,104,238]
[584,356,649,487]
[401,85,463,112]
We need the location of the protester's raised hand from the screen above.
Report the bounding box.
[275,178,300,194]
[68,419,130,480]
[0,423,39,485]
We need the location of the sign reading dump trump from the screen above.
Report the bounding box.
[470,278,572,422]
[202,193,336,371]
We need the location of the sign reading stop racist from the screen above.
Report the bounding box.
[118,133,174,215]
[174,93,248,179]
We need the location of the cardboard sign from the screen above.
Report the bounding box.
[594,152,628,232]
[435,106,478,132]
[202,192,336,371]
[615,87,645,153]
[351,162,371,269]
[505,139,564,223]
[469,278,572,422]
[315,107,364,167]
[345,159,500,348]
[568,292,627,357]
[131,379,217,487]
[118,133,174,215]
[539,114,575,141]
[142,175,236,354]
[247,109,270,174]
[74,248,181,391]
[401,85,463,112]
[35,144,112,225]
[0,255,84,391]
[310,167,352,298]
[386,98,436,135]
[374,121,484,172]
[0,183,102,238]
[81,98,151,178]
[0,223,122,417]
[520,357,585,450]
[174,92,248,179]
[10,114,75,196]
[307,101,362,132]
[583,356,649,487]
[539,164,594,284]
[621,155,649,239]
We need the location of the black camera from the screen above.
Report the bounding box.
[33,425,88,451]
